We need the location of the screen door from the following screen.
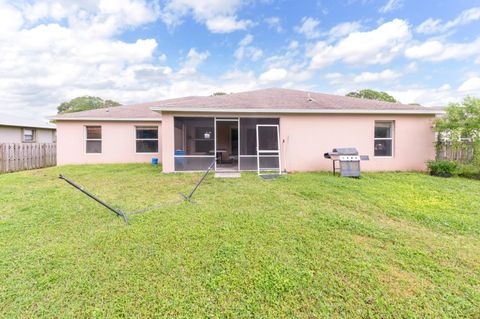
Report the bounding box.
[256,124,281,175]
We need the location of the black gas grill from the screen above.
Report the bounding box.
[324,147,369,177]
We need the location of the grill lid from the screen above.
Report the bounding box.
[332,147,358,155]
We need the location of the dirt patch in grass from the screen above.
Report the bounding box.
[379,265,432,299]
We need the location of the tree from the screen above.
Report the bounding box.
[435,97,480,141]
[435,96,480,163]
[211,92,227,96]
[346,89,397,103]
[57,96,121,114]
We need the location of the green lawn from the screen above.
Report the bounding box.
[0,164,479,318]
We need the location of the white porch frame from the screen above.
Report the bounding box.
[256,124,281,176]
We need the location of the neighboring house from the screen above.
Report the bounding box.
[53,88,441,173]
[0,119,56,144]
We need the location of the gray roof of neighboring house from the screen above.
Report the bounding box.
[0,115,56,130]
[53,88,442,121]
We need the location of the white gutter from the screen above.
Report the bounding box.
[50,117,162,122]
[150,106,443,115]
[0,123,56,129]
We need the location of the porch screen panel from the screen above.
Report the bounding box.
[239,118,279,170]
[257,126,279,151]
[258,156,280,170]
[174,117,215,171]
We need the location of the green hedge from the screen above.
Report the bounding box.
[457,164,480,180]
[427,160,458,177]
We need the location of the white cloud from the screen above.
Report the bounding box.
[0,0,266,122]
[415,18,441,35]
[404,41,443,59]
[239,34,253,46]
[405,38,480,61]
[234,34,263,61]
[158,53,167,63]
[259,68,288,82]
[327,21,362,40]
[325,68,403,85]
[265,16,282,32]
[387,84,462,106]
[0,1,179,120]
[161,0,254,33]
[406,61,417,72]
[458,77,480,92]
[353,69,401,83]
[416,7,480,34]
[179,48,210,75]
[205,15,254,33]
[0,1,24,33]
[288,41,299,50]
[324,72,344,85]
[308,19,411,68]
[295,17,321,39]
[379,0,403,13]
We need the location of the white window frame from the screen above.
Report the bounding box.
[22,128,36,143]
[374,121,394,158]
[85,126,102,154]
[135,126,159,154]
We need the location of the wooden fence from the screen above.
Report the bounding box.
[436,141,475,162]
[0,143,56,173]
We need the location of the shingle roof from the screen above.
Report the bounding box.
[53,88,440,121]
[152,88,434,111]
[53,96,195,121]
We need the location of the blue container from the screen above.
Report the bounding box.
[175,150,186,170]
[151,157,158,165]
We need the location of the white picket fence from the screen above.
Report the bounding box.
[0,143,56,173]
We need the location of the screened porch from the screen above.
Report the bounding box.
[173,117,280,173]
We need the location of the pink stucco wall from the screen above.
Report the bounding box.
[56,121,161,165]
[280,114,435,172]
[160,112,435,173]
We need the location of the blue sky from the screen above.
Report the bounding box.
[0,0,479,123]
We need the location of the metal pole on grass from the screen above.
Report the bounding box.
[59,174,128,225]
[180,160,215,202]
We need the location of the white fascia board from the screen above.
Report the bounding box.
[0,123,56,129]
[51,117,162,122]
[150,107,443,115]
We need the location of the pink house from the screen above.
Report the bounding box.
[53,88,440,173]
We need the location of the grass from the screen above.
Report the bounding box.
[0,164,479,318]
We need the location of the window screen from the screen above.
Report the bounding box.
[23,129,35,142]
[86,126,102,153]
[374,121,393,157]
[136,127,158,153]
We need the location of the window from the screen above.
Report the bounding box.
[23,128,35,142]
[85,126,102,153]
[374,121,393,157]
[136,127,158,153]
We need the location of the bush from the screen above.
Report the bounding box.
[457,164,480,180]
[427,160,458,177]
